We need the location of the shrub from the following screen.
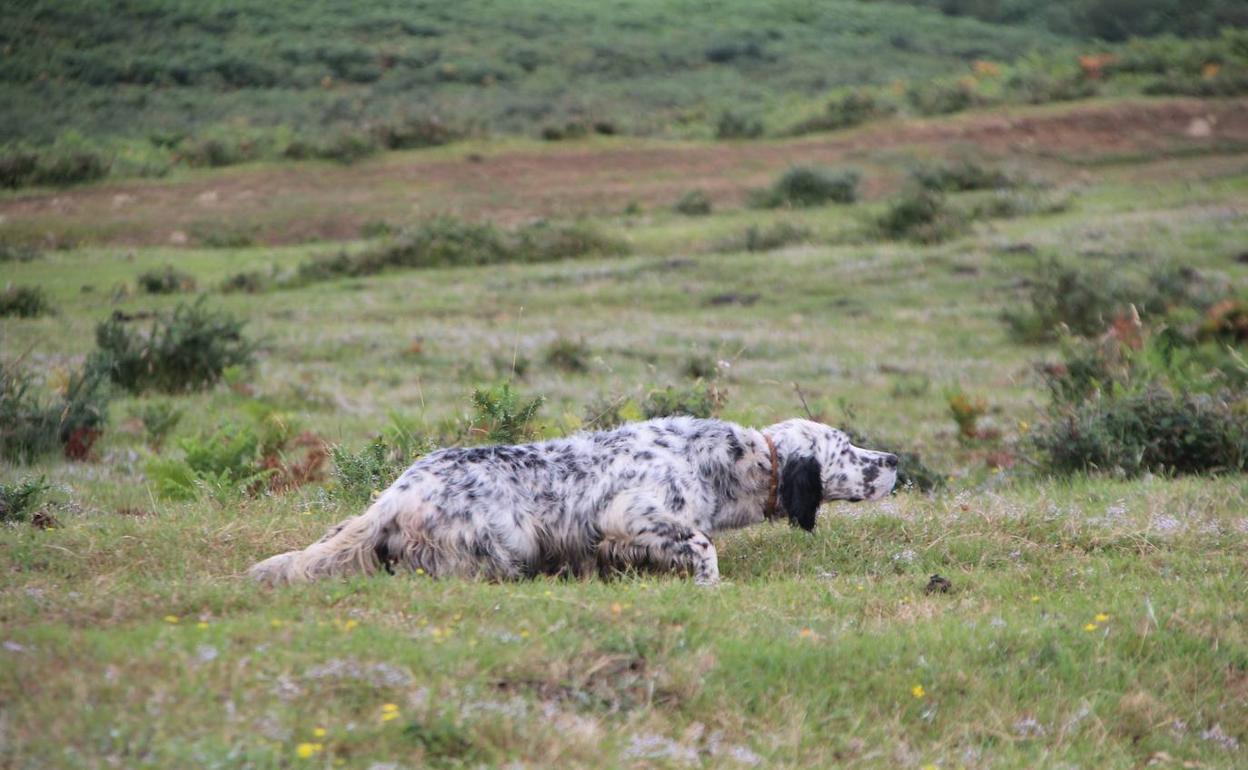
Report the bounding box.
[136,265,197,294]
[750,167,860,209]
[0,150,40,189]
[373,115,462,150]
[544,337,591,373]
[89,298,255,393]
[146,407,326,501]
[292,217,628,286]
[642,382,724,419]
[189,222,256,249]
[0,241,42,263]
[1004,262,1218,343]
[135,400,184,450]
[876,188,966,243]
[971,190,1071,220]
[1032,389,1248,477]
[946,389,990,440]
[910,159,1014,192]
[583,395,644,430]
[785,91,894,136]
[469,382,544,445]
[906,81,985,116]
[0,362,110,462]
[673,190,713,217]
[715,222,812,253]
[330,414,431,502]
[219,269,273,294]
[0,286,52,318]
[714,111,763,140]
[0,476,49,524]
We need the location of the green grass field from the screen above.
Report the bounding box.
[3,93,1248,767]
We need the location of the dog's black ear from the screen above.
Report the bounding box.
[779,456,822,532]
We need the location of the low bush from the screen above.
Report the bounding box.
[89,298,255,393]
[219,269,274,294]
[714,111,763,140]
[189,222,256,249]
[750,167,860,209]
[544,337,592,373]
[876,188,966,244]
[715,222,812,253]
[784,91,894,136]
[971,190,1071,220]
[0,286,53,318]
[292,217,628,286]
[0,241,42,263]
[136,265,197,294]
[673,190,713,217]
[330,413,431,502]
[135,400,184,450]
[146,407,326,501]
[0,476,49,524]
[469,382,544,445]
[1004,261,1219,343]
[1,362,110,462]
[582,395,644,430]
[1032,389,1248,477]
[910,159,1015,192]
[643,382,725,419]
[906,80,986,116]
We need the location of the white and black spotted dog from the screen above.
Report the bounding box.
[250,417,898,585]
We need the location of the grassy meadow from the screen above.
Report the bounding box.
[3,68,1248,770]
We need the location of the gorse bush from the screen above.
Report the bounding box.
[716,222,813,253]
[89,298,255,393]
[136,265,197,294]
[0,286,52,318]
[330,413,432,502]
[714,111,763,140]
[910,159,1015,192]
[876,188,966,243]
[1004,261,1219,342]
[469,382,544,445]
[673,190,713,216]
[1032,389,1248,477]
[292,217,628,286]
[0,241,42,263]
[785,91,895,136]
[135,400,184,450]
[0,362,110,462]
[750,167,860,208]
[0,476,49,524]
[543,337,592,373]
[643,382,725,419]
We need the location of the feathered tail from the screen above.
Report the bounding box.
[249,498,404,585]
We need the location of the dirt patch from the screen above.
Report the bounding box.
[3,98,1246,247]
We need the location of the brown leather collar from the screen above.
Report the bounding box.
[763,434,780,521]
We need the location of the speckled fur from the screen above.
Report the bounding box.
[250,417,897,585]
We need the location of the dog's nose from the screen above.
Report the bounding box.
[883,453,899,469]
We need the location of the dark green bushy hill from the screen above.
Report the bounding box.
[1,0,1072,146]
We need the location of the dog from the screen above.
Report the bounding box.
[249,417,898,585]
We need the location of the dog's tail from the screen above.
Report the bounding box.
[249,497,406,585]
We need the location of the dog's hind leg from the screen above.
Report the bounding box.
[598,492,720,584]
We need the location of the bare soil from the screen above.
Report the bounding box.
[3,97,1246,247]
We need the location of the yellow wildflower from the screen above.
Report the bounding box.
[1094,613,1110,623]
[295,742,323,759]
[911,684,926,699]
[342,619,358,631]
[197,621,210,629]
[1030,595,1040,603]
[1084,623,1097,632]
[380,703,400,722]
[610,602,623,616]
[312,727,327,738]
[164,615,179,624]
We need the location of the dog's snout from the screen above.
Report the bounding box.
[883,453,899,469]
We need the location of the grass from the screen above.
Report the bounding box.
[2,99,1247,767]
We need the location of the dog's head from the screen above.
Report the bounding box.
[765,418,898,531]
